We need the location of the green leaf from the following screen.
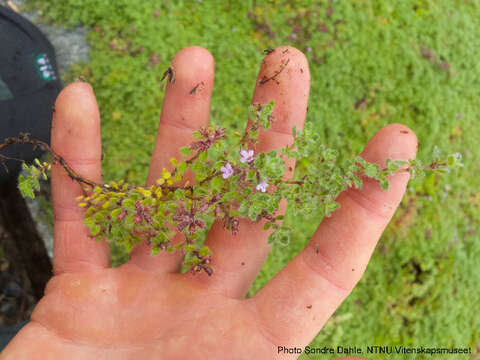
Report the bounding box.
[364,163,379,178]
[180,146,193,156]
[122,199,135,211]
[435,167,450,174]
[84,216,95,228]
[447,153,463,167]
[267,233,275,244]
[242,187,252,197]
[18,177,35,199]
[94,212,105,222]
[199,151,208,162]
[211,176,224,191]
[199,246,211,257]
[355,156,367,166]
[191,161,205,174]
[222,191,237,202]
[174,189,186,200]
[248,205,261,221]
[32,177,40,191]
[353,177,363,189]
[423,173,436,196]
[153,232,168,244]
[238,201,249,216]
[267,227,291,246]
[380,177,389,191]
[177,161,188,174]
[143,196,154,206]
[390,160,405,172]
[90,224,101,236]
[184,245,196,253]
[124,215,135,231]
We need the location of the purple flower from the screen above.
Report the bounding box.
[221,162,234,179]
[256,181,269,193]
[307,46,312,52]
[291,33,297,39]
[240,149,254,163]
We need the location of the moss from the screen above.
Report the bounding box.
[24,0,479,354]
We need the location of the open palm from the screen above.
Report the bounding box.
[1,46,416,359]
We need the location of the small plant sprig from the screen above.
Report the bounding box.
[0,103,463,276]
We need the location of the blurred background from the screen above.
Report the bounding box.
[0,0,478,358]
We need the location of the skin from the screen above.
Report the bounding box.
[0,46,416,360]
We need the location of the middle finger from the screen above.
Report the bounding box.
[186,46,310,298]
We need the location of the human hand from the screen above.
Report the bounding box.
[0,46,416,359]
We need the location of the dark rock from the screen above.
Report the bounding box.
[0,301,17,317]
[4,281,23,298]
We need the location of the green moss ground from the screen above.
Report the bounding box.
[24,0,479,358]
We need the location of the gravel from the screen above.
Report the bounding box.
[7,0,90,78]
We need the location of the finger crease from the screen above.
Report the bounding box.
[300,249,352,294]
[343,188,393,221]
[161,120,199,132]
[263,127,294,138]
[247,300,284,348]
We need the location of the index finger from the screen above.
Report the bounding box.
[50,82,110,275]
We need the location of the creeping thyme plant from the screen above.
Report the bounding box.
[0,101,463,276]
